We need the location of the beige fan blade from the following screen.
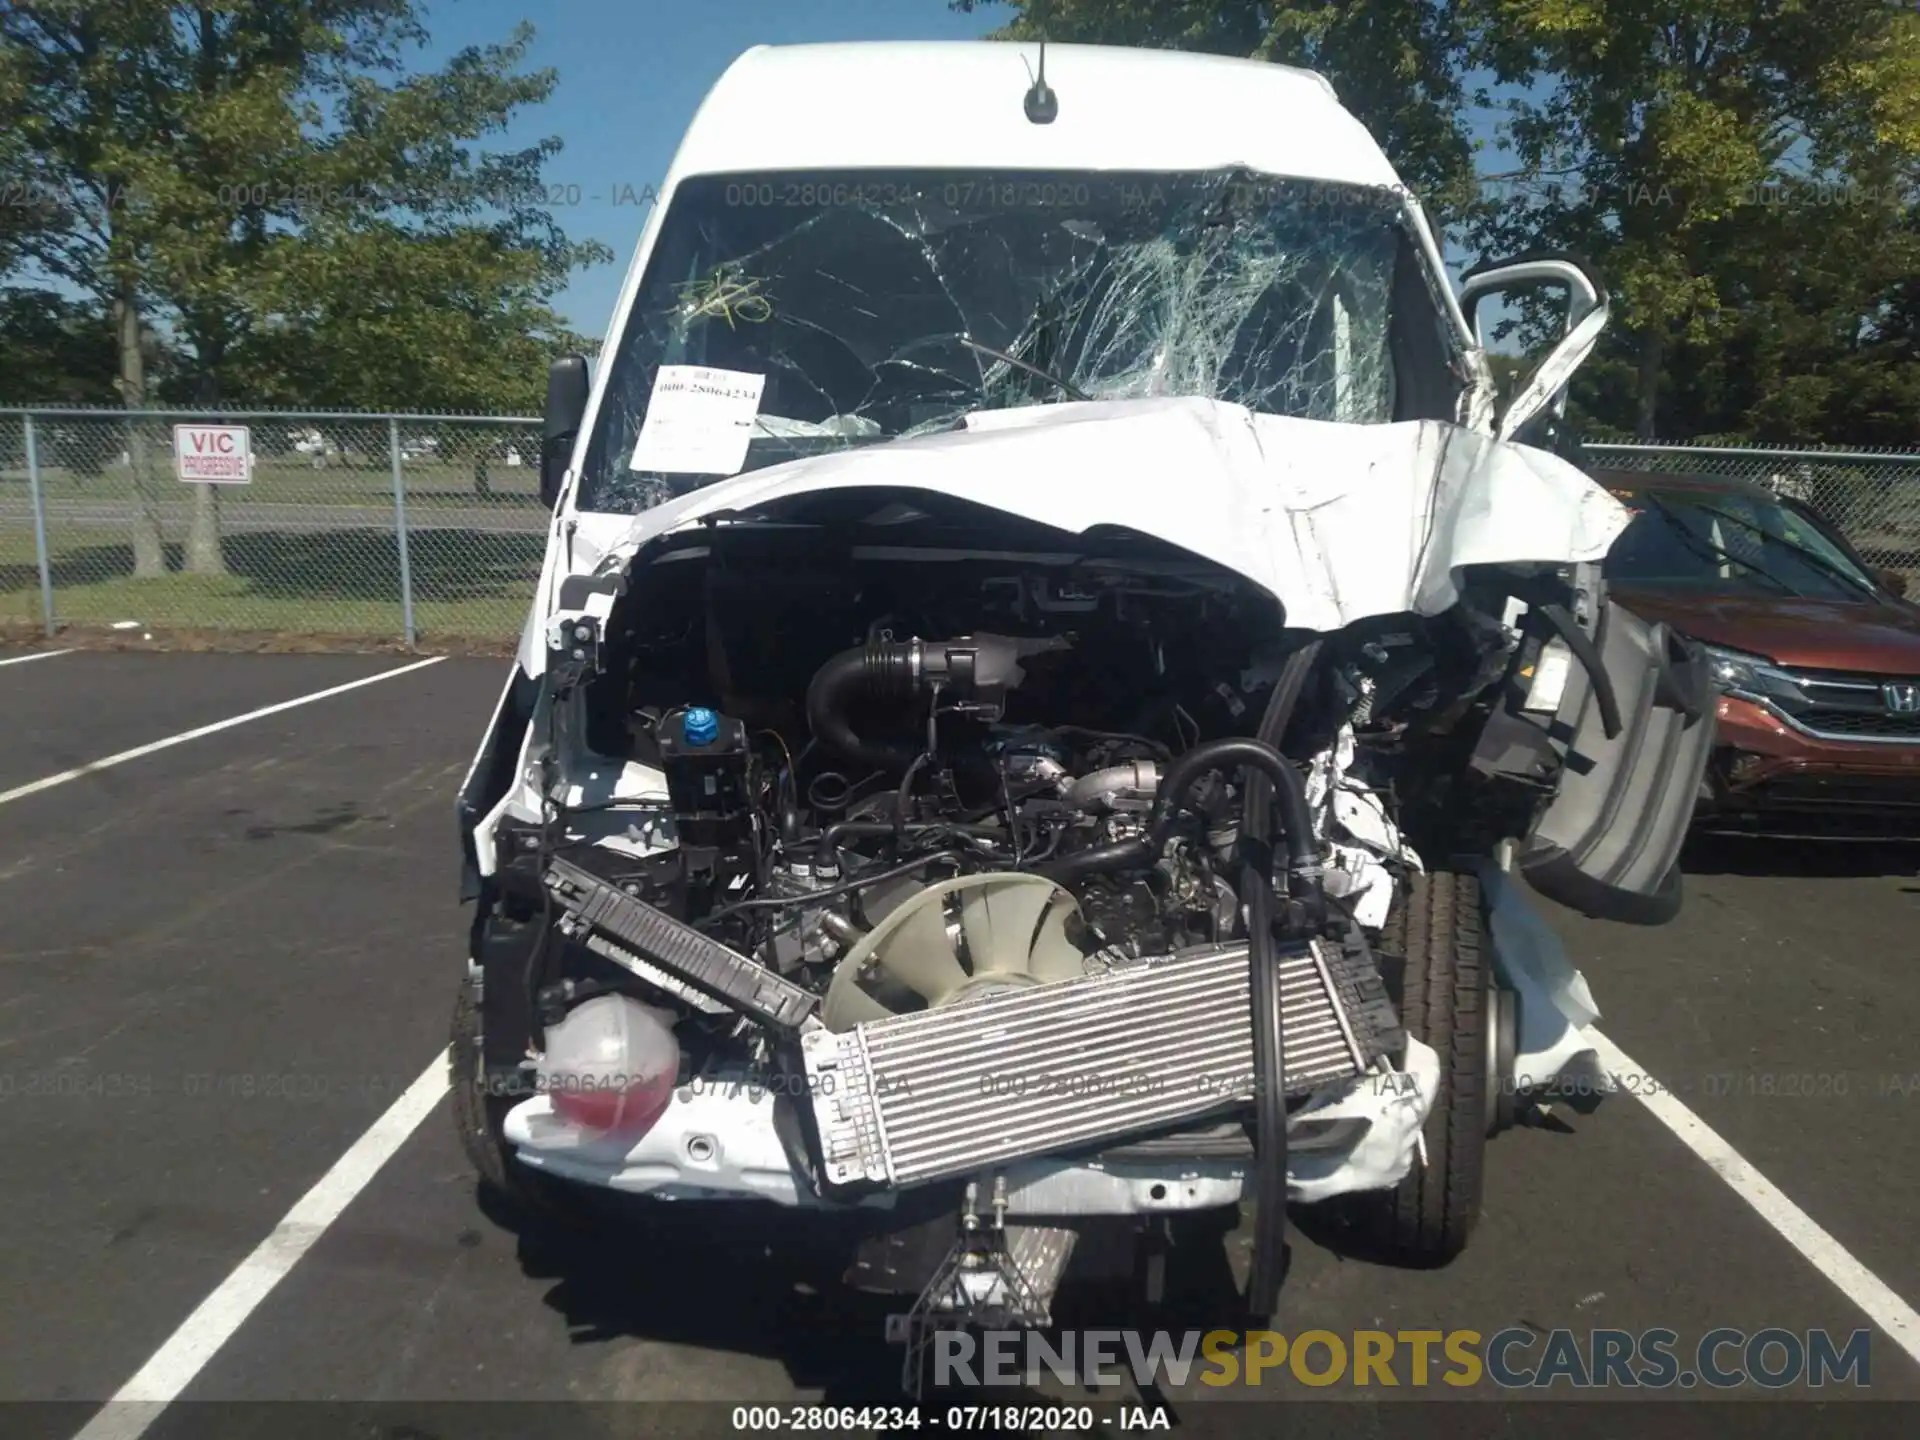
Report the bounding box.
[821,889,965,1030]
[872,897,971,1002]
[821,873,1090,1032]
[958,875,1061,976]
[1025,890,1088,983]
[819,974,894,1029]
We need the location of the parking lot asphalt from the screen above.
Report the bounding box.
[2,648,1918,1437]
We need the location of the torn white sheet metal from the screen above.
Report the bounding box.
[584,397,1630,637]
[1290,1037,1440,1205]
[1476,859,1615,1097]
[1305,725,1423,932]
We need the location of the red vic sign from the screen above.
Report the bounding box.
[173,424,252,484]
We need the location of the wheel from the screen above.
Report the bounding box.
[449,973,584,1225]
[1339,868,1490,1267]
[1487,984,1519,1138]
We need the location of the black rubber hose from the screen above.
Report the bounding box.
[1241,833,1290,1319]
[803,643,919,772]
[1033,736,1326,917]
[1031,833,1155,886]
[1536,602,1622,739]
[1240,640,1324,902]
[1152,739,1325,918]
[1239,639,1319,1318]
[815,819,1005,866]
[1255,642,1322,756]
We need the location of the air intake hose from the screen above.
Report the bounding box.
[803,642,921,773]
[804,633,1071,773]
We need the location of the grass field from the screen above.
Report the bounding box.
[0,519,540,641]
[1,452,546,506]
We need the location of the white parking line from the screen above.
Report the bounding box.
[1590,1026,1920,1367]
[0,648,72,668]
[72,1052,450,1440]
[0,656,446,808]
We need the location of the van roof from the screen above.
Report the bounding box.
[666,41,1405,192]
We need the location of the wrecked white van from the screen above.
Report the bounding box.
[453,40,1716,1358]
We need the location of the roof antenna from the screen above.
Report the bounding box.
[1023,41,1058,124]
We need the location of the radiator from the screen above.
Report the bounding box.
[800,937,1401,1189]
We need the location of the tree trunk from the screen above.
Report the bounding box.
[184,475,228,574]
[183,366,228,576]
[116,288,167,577]
[1635,324,1664,441]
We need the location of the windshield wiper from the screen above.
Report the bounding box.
[1690,502,1881,602]
[958,333,1090,402]
[1636,492,1797,597]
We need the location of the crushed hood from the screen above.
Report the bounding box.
[574,397,1631,636]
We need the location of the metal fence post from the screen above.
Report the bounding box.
[22,413,56,638]
[388,416,417,648]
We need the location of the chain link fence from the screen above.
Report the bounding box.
[1,407,544,644]
[2,408,1916,646]
[1587,442,1920,586]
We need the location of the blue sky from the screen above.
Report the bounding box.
[426,0,1005,332]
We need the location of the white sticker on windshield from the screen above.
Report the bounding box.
[628,365,767,475]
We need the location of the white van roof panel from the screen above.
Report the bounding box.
[668,41,1404,191]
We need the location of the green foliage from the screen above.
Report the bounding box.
[1467,0,1920,441]
[0,3,607,411]
[0,289,122,403]
[233,224,602,413]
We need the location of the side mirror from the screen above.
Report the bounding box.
[540,353,590,510]
[1458,252,1610,444]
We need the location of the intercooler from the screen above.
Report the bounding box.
[801,937,1403,1189]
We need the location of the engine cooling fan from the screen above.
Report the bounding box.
[821,874,1089,1032]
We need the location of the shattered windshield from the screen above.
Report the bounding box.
[576,168,1422,514]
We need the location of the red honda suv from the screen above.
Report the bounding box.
[1596,470,1920,839]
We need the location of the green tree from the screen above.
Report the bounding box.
[0,3,607,573]
[1464,0,1920,440]
[234,223,603,414]
[219,20,610,414]
[0,289,123,403]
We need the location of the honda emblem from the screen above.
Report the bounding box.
[1886,682,1920,715]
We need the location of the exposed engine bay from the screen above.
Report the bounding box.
[457,477,1716,1349]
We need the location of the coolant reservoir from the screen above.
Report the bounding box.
[537,994,681,1137]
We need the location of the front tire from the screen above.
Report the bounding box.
[1340,868,1491,1267]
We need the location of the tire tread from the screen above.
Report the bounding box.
[1353,869,1488,1266]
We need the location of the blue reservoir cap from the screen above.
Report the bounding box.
[682,707,719,746]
